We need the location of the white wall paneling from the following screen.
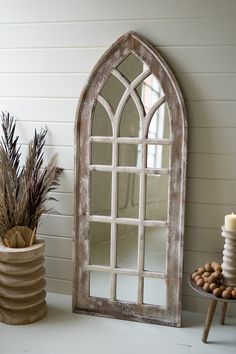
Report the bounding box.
[0,0,236,316]
[1,0,235,23]
[0,19,235,48]
[188,154,236,180]
[45,257,72,281]
[46,278,72,295]
[1,47,236,74]
[0,98,77,122]
[38,215,73,238]
[184,227,224,253]
[187,178,236,205]
[40,235,72,259]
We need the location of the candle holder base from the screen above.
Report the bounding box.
[221,226,236,288]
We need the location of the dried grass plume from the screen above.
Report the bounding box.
[0,112,63,246]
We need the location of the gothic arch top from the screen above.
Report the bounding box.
[73,31,187,327]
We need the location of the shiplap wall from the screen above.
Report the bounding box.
[1,0,236,316]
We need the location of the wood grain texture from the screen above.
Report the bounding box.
[0,240,47,325]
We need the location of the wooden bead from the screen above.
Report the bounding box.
[212,271,222,280]
[202,272,211,278]
[219,285,226,292]
[222,290,231,299]
[203,283,211,292]
[195,275,202,282]
[213,288,222,297]
[213,263,222,272]
[198,266,205,274]
[196,278,205,287]
[204,263,212,272]
[191,272,199,280]
[226,287,233,292]
[207,275,217,284]
[210,283,218,291]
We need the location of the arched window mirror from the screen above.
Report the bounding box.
[73,32,187,327]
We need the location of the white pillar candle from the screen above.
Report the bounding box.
[225,212,236,231]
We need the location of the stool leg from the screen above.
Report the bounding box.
[220,302,228,325]
[202,300,217,343]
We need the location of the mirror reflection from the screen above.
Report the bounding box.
[146,144,170,169]
[119,96,141,137]
[148,103,170,140]
[90,222,110,266]
[100,74,126,112]
[117,53,144,82]
[145,174,168,220]
[118,144,140,167]
[117,173,139,218]
[91,142,112,165]
[144,278,166,306]
[116,275,138,302]
[144,226,167,272]
[91,101,112,136]
[89,52,170,306]
[116,224,138,269]
[90,171,112,216]
[90,271,110,298]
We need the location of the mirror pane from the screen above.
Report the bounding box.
[117,173,139,218]
[91,142,112,165]
[146,145,170,169]
[143,278,166,306]
[138,74,164,114]
[90,222,111,266]
[118,144,141,167]
[145,174,168,220]
[148,103,170,139]
[91,101,112,136]
[90,171,111,216]
[119,96,141,137]
[144,226,167,272]
[100,74,126,112]
[116,224,138,269]
[117,53,144,82]
[116,274,138,302]
[90,271,110,299]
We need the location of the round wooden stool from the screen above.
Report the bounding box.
[188,277,236,343]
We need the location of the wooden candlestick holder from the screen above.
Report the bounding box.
[221,226,236,287]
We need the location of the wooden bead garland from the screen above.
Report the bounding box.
[191,261,236,299]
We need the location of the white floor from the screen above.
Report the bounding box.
[0,293,235,354]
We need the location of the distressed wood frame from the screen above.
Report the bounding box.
[73,31,187,327]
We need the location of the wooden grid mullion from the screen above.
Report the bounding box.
[137,139,146,304]
[87,265,166,279]
[89,215,168,227]
[90,136,172,145]
[110,133,118,300]
[89,165,169,175]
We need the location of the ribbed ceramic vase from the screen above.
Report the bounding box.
[0,239,47,325]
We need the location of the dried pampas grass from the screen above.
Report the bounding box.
[0,112,63,246]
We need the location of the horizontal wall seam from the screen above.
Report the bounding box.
[39,234,72,240]
[45,255,72,261]
[45,276,72,282]
[0,16,235,26]
[0,44,236,50]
